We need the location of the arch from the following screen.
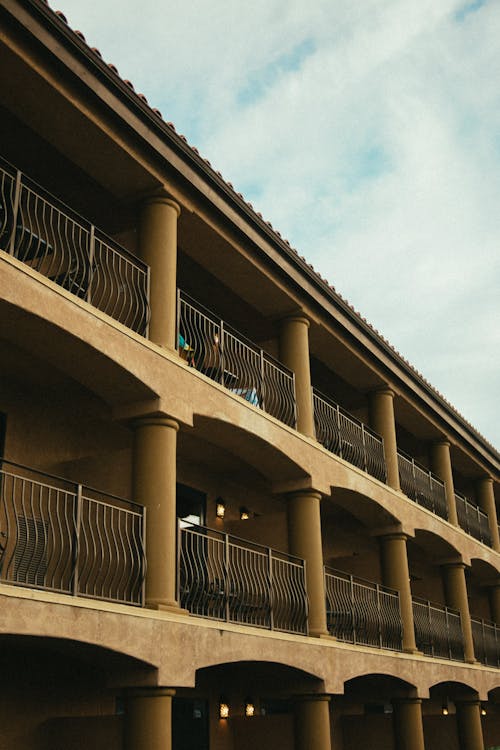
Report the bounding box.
[343,671,418,697]
[196,659,324,694]
[0,633,158,687]
[191,414,309,485]
[0,295,157,408]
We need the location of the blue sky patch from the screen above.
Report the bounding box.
[454,0,487,22]
[237,38,316,107]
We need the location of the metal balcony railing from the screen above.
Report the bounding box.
[471,617,500,667]
[0,460,146,606]
[455,492,491,547]
[324,567,402,650]
[313,391,386,483]
[397,451,448,520]
[0,156,150,335]
[179,522,308,635]
[412,597,464,661]
[178,291,296,428]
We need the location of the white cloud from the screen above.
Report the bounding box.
[53,0,500,447]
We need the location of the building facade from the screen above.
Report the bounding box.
[1,1,499,748]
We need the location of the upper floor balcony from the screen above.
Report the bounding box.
[313,390,386,483]
[397,450,448,520]
[0,460,146,606]
[179,521,308,635]
[324,567,402,651]
[0,156,150,335]
[455,491,491,546]
[178,290,297,427]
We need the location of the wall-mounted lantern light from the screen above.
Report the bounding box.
[216,498,226,519]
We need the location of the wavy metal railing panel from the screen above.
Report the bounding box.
[324,568,402,651]
[0,461,145,606]
[455,493,491,547]
[0,158,150,335]
[179,523,307,634]
[412,597,464,661]
[313,391,386,483]
[178,292,296,427]
[397,452,448,520]
[471,617,500,667]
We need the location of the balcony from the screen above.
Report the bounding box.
[324,567,402,651]
[397,451,448,520]
[471,617,500,667]
[455,492,491,547]
[0,461,146,606]
[412,596,464,661]
[313,390,386,483]
[178,291,296,427]
[179,522,308,635]
[0,156,150,334]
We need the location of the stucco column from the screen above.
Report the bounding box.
[139,192,180,349]
[369,388,400,490]
[476,477,500,552]
[133,416,179,610]
[287,490,328,636]
[379,533,418,653]
[488,582,500,624]
[430,440,458,526]
[441,562,475,663]
[455,697,484,750]
[125,687,175,750]
[392,698,425,750]
[294,695,332,750]
[279,315,315,438]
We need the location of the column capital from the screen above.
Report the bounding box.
[392,697,422,706]
[370,386,396,399]
[142,190,181,216]
[132,416,179,432]
[477,475,494,486]
[279,311,310,328]
[294,693,331,704]
[287,489,323,503]
[440,558,466,571]
[127,687,176,699]
[432,438,451,448]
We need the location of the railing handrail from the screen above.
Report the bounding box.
[179,520,304,566]
[412,595,461,618]
[178,289,294,377]
[312,388,384,443]
[397,449,445,487]
[0,155,148,273]
[324,566,398,597]
[0,458,143,513]
[455,491,488,519]
[471,615,499,629]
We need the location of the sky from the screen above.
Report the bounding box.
[53,0,500,449]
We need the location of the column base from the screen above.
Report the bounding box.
[309,628,332,638]
[146,598,189,615]
[403,647,423,655]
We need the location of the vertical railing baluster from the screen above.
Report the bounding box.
[224,530,230,623]
[268,547,274,631]
[86,224,95,305]
[376,583,382,648]
[8,170,22,256]
[260,350,266,414]
[72,484,82,597]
